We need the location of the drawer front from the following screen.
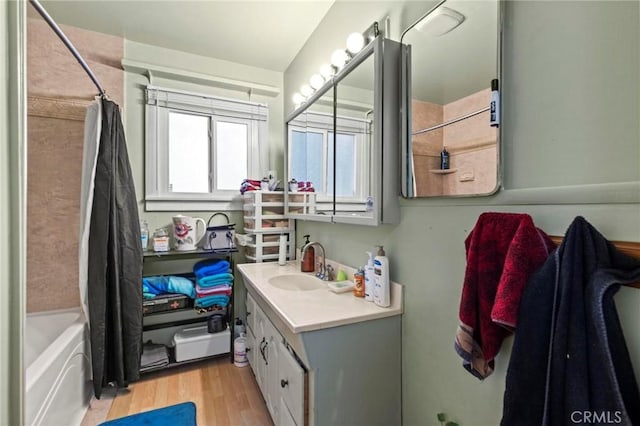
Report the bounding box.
[278,340,305,426]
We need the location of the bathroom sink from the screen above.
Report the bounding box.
[267,274,324,291]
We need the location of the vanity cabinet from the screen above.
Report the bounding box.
[240,262,402,426]
[246,292,305,425]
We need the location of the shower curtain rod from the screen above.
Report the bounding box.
[412,106,490,136]
[29,0,106,97]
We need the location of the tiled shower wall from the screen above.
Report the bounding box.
[412,88,497,196]
[27,17,123,312]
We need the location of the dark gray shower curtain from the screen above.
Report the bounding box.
[88,98,143,399]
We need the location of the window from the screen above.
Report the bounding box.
[288,111,371,205]
[145,86,268,210]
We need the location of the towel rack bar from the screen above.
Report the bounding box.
[550,236,640,289]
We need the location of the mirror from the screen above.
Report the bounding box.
[285,36,401,225]
[402,0,501,197]
[333,52,375,221]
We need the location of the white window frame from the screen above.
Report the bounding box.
[288,111,371,210]
[145,85,268,211]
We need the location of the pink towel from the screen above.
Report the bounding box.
[195,283,232,299]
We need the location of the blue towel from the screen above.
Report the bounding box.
[142,276,196,299]
[194,295,230,308]
[194,259,230,278]
[196,272,234,288]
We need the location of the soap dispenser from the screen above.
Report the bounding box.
[301,234,315,272]
[373,245,390,308]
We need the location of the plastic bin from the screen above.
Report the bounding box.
[172,325,230,362]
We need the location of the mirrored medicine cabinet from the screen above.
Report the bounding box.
[285,36,401,226]
[401,0,502,198]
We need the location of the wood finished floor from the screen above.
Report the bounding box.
[107,356,273,426]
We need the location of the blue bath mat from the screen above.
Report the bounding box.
[99,401,196,426]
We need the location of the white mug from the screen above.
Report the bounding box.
[172,215,206,251]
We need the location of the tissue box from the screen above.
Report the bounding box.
[172,325,230,362]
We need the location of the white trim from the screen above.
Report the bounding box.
[145,86,268,209]
[122,59,280,97]
[145,197,243,212]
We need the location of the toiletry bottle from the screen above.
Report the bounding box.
[140,220,149,251]
[364,251,375,302]
[301,234,315,272]
[440,146,450,170]
[278,234,287,266]
[373,245,390,307]
[490,79,500,127]
[354,269,365,297]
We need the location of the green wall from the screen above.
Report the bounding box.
[285,1,640,425]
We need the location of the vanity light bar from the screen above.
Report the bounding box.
[292,21,380,108]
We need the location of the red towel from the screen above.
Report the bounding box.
[455,212,555,379]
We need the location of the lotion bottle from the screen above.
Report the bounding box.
[364,251,375,302]
[373,246,390,308]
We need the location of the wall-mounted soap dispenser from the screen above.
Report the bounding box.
[301,234,315,272]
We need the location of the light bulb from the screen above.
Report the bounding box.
[292,92,305,105]
[310,74,324,90]
[319,63,335,79]
[300,84,313,97]
[331,49,349,68]
[346,32,365,54]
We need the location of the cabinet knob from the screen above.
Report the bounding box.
[280,379,289,388]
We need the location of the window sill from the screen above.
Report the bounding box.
[144,197,243,212]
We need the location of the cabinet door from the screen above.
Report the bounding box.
[246,293,257,334]
[279,397,298,426]
[263,317,281,422]
[277,340,306,426]
[246,326,257,370]
[253,306,267,395]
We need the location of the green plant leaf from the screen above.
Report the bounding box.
[446,422,459,426]
[437,413,447,422]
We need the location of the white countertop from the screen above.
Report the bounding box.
[237,261,403,333]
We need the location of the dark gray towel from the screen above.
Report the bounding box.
[502,216,640,426]
[140,343,169,372]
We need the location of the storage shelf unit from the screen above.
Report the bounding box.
[242,191,295,262]
[287,192,317,215]
[141,248,237,372]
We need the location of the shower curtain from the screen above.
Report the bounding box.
[86,97,143,399]
[79,97,101,320]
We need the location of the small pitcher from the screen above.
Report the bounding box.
[172,215,206,251]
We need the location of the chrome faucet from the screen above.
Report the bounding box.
[301,241,332,281]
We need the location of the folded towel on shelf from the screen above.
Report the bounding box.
[193,259,230,279]
[455,212,555,380]
[140,342,169,372]
[194,295,230,309]
[196,283,232,298]
[142,276,196,299]
[196,272,234,288]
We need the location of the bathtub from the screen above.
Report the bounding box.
[25,308,92,426]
